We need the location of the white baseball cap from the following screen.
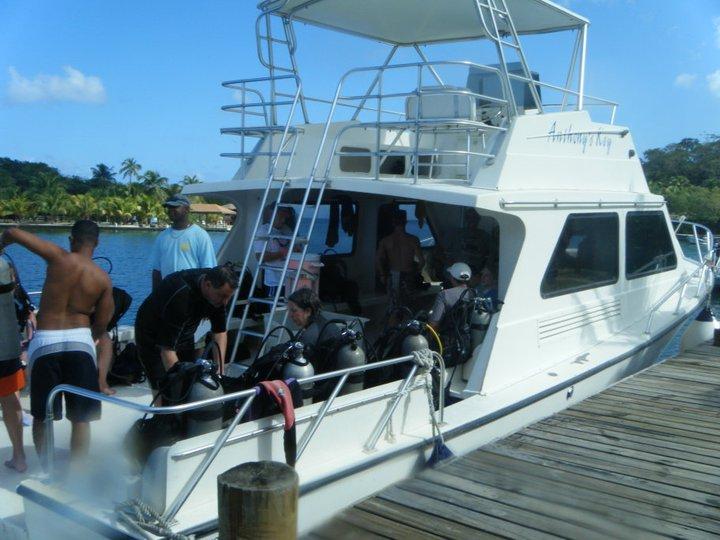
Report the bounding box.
[447,262,471,282]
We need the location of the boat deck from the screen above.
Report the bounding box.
[309,342,720,539]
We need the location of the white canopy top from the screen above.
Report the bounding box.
[261,0,588,45]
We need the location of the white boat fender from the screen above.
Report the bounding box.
[681,306,716,352]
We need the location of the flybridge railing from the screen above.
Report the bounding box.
[309,60,512,184]
[220,74,304,179]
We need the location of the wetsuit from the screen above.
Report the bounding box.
[135,269,227,390]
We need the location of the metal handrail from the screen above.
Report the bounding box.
[311,60,511,184]
[644,262,710,334]
[44,352,431,524]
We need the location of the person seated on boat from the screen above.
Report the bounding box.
[287,288,342,368]
[375,210,425,314]
[254,204,294,298]
[477,266,499,310]
[428,262,472,330]
[134,265,238,397]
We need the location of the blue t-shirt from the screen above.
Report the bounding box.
[150,224,217,278]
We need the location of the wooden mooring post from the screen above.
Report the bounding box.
[218,461,299,539]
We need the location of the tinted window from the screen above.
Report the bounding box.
[339,146,371,173]
[541,213,619,298]
[626,211,677,279]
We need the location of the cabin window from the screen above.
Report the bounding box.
[541,213,619,298]
[626,211,677,279]
[379,155,406,175]
[339,146,371,173]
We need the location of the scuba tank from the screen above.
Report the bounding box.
[401,319,429,356]
[185,358,224,437]
[333,328,366,395]
[0,255,21,363]
[470,297,492,350]
[281,341,315,405]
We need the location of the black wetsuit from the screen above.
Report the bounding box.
[135,269,227,389]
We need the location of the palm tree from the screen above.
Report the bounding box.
[181,174,201,185]
[69,194,98,220]
[119,158,142,182]
[91,163,117,184]
[141,170,169,193]
[4,196,34,220]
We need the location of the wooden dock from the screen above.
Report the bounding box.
[309,343,720,539]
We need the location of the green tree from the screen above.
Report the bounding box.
[119,158,142,182]
[181,174,201,185]
[141,170,168,194]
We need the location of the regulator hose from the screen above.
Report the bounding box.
[425,323,443,356]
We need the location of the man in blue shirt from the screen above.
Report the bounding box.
[150,195,217,291]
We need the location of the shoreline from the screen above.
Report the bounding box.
[0,221,231,233]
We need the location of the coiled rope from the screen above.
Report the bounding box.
[115,499,189,540]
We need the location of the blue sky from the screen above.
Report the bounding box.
[0,0,718,184]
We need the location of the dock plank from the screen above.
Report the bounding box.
[310,341,720,538]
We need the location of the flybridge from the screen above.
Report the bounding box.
[217,0,618,189]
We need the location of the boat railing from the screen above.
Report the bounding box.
[42,351,441,526]
[309,60,512,184]
[673,217,716,266]
[220,74,305,179]
[511,74,619,124]
[644,260,712,334]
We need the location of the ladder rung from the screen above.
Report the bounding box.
[259,263,297,274]
[239,329,266,339]
[248,296,286,306]
[500,40,520,50]
[255,234,308,243]
[258,35,291,46]
[221,152,295,158]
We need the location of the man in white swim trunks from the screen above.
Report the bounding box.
[0,221,114,464]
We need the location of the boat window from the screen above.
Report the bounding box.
[626,211,677,279]
[339,146,371,173]
[541,213,619,298]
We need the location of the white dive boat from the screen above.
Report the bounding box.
[9,1,717,538]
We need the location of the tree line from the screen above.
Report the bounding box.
[2,135,719,227]
[0,157,204,225]
[644,135,720,229]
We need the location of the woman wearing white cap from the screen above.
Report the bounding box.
[428,262,472,329]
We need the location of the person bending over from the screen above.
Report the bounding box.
[135,266,238,395]
[0,221,114,464]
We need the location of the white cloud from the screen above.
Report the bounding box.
[674,73,697,88]
[7,66,106,104]
[714,17,720,48]
[707,70,720,98]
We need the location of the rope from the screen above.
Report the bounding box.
[411,349,451,462]
[115,499,190,540]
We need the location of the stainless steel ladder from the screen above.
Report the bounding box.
[474,0,543,115]
[224,5,326,362]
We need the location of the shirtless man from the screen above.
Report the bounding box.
[375,210,425,310]
[0,221,114,463]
